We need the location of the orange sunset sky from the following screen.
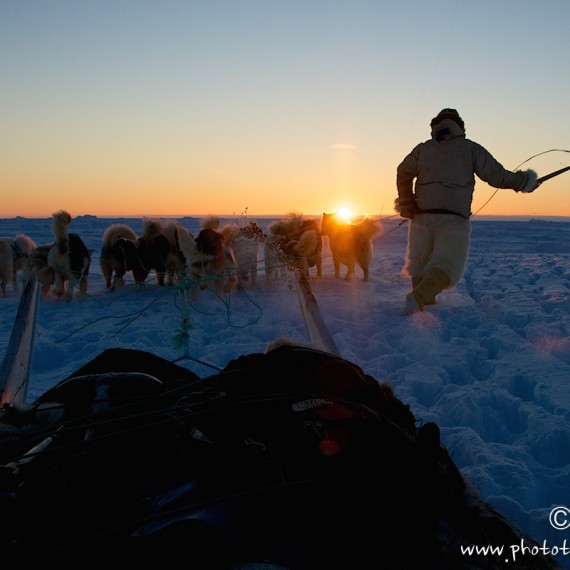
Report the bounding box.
[2,1,569,219]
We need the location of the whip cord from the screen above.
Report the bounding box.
[471,148,570,218]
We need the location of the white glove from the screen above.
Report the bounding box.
[518,169,538,193]
[394,197,416,219]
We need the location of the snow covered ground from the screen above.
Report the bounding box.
[1,214,570,568]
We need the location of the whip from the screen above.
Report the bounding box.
[535,165,570,188]
[472,149,570,217]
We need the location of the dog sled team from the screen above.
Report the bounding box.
[2,209,382,302]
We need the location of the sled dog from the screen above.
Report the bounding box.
[21,243,55,296]
[47,210,92,301]
[265,213,322,284]
[320,212,381,281]
[220,221,265,289]
[178,216,238,297]
[0,234,36,297]
[100,223,139,290]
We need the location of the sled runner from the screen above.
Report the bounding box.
[0,277,40,408]
[294,272,340,355]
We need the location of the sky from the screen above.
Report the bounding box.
[1,214,569,567]
[1,1,570,219]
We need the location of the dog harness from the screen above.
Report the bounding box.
[11,241,28,260]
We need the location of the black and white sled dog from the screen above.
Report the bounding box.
[177,216,238,298]
[0,234,36,297]
[47,210,92,301]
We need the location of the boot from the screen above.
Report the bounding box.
[406,268,450,315]
[412,275,436,305]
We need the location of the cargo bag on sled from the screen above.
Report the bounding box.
[0,345,561,569]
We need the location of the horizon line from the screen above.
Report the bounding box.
[3,213,570,221]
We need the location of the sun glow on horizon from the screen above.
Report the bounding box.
[336,207,353,223]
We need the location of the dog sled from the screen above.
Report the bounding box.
[0,278,563,568]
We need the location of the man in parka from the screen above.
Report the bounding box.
[395,108,538,315]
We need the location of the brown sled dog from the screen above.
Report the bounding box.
[265,213,322,283]
[100,223,139,291]
[21,242,56,296]
[320,212,381,281]
[115,218,186,289]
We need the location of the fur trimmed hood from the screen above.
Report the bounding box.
[430,118,465,142]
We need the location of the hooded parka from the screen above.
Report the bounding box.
[397,116,531,218]
[395,109,537,309]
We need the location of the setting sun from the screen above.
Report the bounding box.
[336,207,353,222]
